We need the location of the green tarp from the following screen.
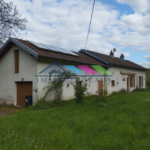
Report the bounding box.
[91,65,111,75]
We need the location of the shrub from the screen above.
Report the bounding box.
[34,98,49,110]
[72,77,91,103]
[74,82,88,103]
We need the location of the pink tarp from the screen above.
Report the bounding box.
[78,65,97,74]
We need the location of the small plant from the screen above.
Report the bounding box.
[34,97,49,110]
[74,81,88,103]
[97,89,107,103]
[87,92,91,96]
[71,76,91,103]
[33,88,38,93]
[0,100,7,106]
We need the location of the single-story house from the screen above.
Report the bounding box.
[0,38,147,106]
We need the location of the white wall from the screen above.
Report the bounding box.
[37,58,104,100]
[0,45,37,105]
[107,66,146,95]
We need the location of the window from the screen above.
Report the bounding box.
[130,75,135,87]
[111,80,115,87]
[15,50,19,73]
[76,79,82,87]
[139,76,143,87]
[79,81,82,86]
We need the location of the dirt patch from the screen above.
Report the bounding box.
[0,106,24,117]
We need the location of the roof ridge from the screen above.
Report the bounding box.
[80,49,147,70]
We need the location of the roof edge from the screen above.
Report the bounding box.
[79,49,147,71]
[79,49,109,65]
[0,38,38,58]
[0,38,11,52]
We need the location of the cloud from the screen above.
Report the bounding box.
[2,0,150,68]
[116,0,148,13]
[144,55,150,62]
[139,62,150,69]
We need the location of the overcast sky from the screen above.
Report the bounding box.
[5,0,150,68]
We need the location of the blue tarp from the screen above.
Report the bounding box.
[64,65,84,74]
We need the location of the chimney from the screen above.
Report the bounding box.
[110,50,114,57]
[120,54,124,60]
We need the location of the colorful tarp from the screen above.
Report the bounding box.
[78,65,97,74]
[64,65,84,74]
[91,65,111,75]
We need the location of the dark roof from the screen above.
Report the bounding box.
[0,38,106,66]
[0,38,147,70]
[79,49,147,70]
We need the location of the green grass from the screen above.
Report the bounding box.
[1,91,150,149]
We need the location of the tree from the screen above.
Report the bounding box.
[0,0,27,47]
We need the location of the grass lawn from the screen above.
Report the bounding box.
[1,91,150,150]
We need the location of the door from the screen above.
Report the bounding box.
[127,78,130,92]
[17,82,32,106]
[98,80,103,96]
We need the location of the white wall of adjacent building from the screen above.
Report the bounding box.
[107,66,146,95]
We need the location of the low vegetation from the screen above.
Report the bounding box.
[132,87,150,92]
[1,91,150,149]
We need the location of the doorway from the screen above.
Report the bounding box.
[98,80,103,95]
[17,82,32,106]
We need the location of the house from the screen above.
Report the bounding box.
[0,38,147,106]
[79,49,147,94]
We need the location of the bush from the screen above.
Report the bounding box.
[74,81,88,103]
[34,98,49,110]
[132,88,150,93]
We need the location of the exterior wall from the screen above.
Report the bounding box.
[0,45,37,105]
[0,44,146,105]
[107,66,146,95]
[37,58,104,101]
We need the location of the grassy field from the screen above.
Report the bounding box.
[0,91,150,150]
